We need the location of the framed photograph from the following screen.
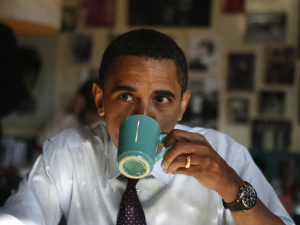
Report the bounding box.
[227,98,249,124]
[80,0,115,27]
[251,119,291,152]
[259,91,285,116]
[246,13,286,42]
[180,79,220,129]
[227,53,255,91]
[128,0,211,26]
[70,33,93,64]
[188,34,218,76]
[264,46,296,85]
[61,7,77,31]
[222,0,245,14]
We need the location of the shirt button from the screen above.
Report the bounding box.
[136,189,140,195]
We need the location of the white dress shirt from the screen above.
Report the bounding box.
[0,124,295,225]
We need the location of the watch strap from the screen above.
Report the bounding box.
[222,199,246,212]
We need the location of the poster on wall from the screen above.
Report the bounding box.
[227,53,255,91]
[180,79,220,129]
[222,0,245,14]
[80,0,115,27]
[264,46,296,85]
[70,33,93,64]
[61,7,77,31]
[227,97,249,124]
[259,91,285,116]
[188,34,218,76]
[246,13,286,42]
[128,0,211,26]
[251,119,291,152]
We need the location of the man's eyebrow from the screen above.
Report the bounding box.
[112,85,136,93]
[154,90,176,99]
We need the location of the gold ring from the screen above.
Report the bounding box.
[185,155,191,168]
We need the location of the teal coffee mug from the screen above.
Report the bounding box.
[117,115,171,179]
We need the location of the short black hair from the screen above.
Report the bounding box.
[98,28,188,95]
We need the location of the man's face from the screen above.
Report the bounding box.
[93,56,190,150]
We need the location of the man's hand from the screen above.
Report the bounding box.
[161,129,244,202]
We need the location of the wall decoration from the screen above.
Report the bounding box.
[227,53,255,91]
[246,13,286,42]
[70,33,93,64]
[222,0,245,14]
[128,0,211,26]
[180,79,220,129]
[80,0,115,27]
[259,91,285,116]
[188,34,218,76]
[61,7,77,31]
[264,46,296,85]
[227,98,249,124]
[251,119,291,152]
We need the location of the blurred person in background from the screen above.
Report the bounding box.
[37,78,105,146]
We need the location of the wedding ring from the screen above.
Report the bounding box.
[185,155,191,168]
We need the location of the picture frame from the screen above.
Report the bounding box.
[80,0,116,27]
[188,34,218,76]
[227,97,249,124]
[259,91,285,116]
[222,0,245,14]
[70,33,93,64]
[128,0,211,26]
[264,46,296,85]
[227,53,255,91]
[251,119,291,152]
[246,13,286,42]
[61,7,77,31]
[180,79,220,129]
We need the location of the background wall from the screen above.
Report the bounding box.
[2,0,300,152]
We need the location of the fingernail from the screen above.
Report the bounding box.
[163,169,168,173]
[161,161,165,170]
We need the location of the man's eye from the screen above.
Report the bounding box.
[118,94,133,101]
[156,96,169,103]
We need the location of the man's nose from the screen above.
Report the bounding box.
[133,101,155,119]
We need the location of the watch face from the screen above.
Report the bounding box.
[241,185,257,208]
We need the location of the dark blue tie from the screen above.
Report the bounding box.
[116,178,147,225]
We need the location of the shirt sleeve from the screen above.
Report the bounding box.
[0,142,64,225]
[229,141,295,225]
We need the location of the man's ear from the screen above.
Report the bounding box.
[92,82,105,116]
[177,89,190,121]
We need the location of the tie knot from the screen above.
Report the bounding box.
[127,178,139,189]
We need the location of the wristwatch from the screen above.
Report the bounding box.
[222,181,257,212]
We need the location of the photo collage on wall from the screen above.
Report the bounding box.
[223,2,295,152]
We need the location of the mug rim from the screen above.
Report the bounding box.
[120,115,159,128]
[118,155,151,179]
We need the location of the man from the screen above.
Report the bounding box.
[0,29,294,224]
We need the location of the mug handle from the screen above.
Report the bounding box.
[155,134,172,163]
